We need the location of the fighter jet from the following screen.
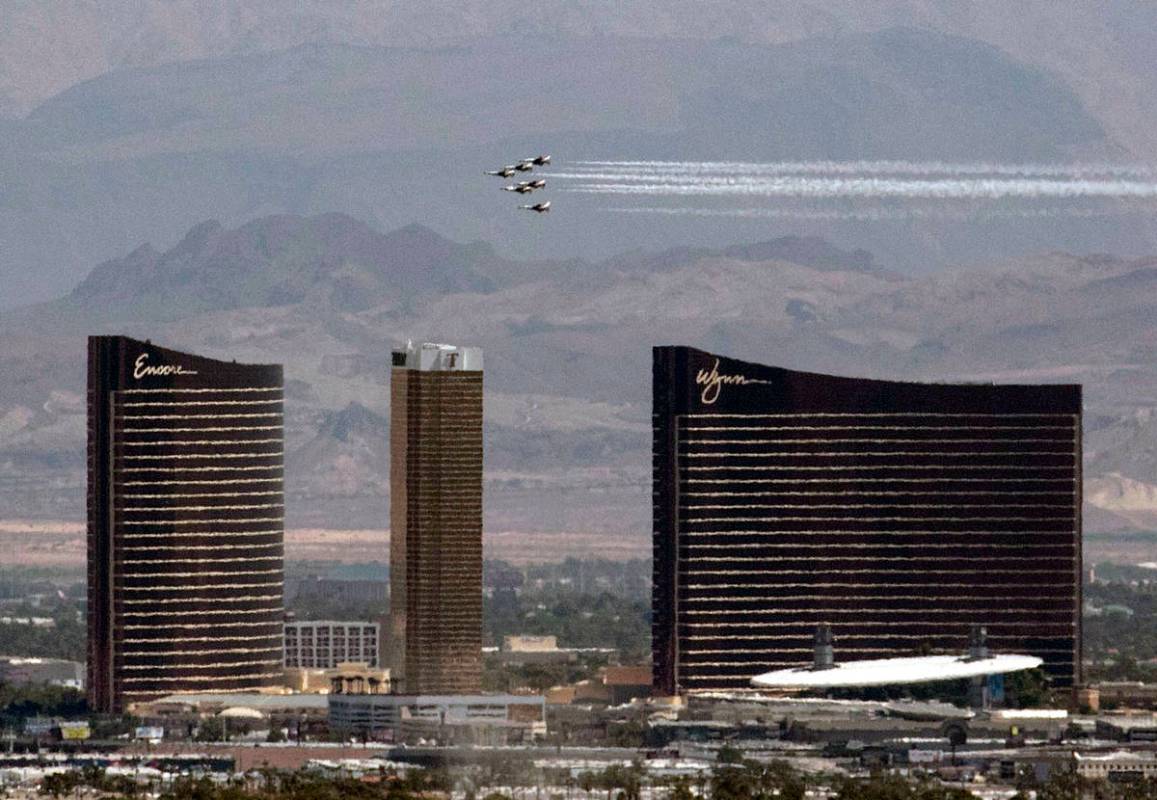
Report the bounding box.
[521,155,552,166]
[513,161,535,172]
[503,179,545,193]
[519,201,551,213]
[486,166,519,178]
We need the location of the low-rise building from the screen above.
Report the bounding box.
[0,657,83,688]
[284,620,380,669]
[1076,751,1157,781]
[1096,715,1157,742]
[283,662,391,694]
[1096,682,1157,710]
[495,635,617,665]
[328,693,546,744]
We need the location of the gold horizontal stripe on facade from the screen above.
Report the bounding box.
[119,517,284,526]
[675,611,1073,615]
[682,633,1072,641]
[680,558,1069,562]
[120,399,283,408]
[118,503,284,512]
[120,658,283,673]
[681,412,1075,419]
[682,465,1073,472]
[120,426,283,433]
[118,567,281,578]
[682,437,1073,445]
[120,677,283,693]
[682,490,1073,497]
[121,602,281,613]
[122,635,281,645]
[680,477,1074,484]
[119,465,281,473]
[680,544,1073,552]
[119,530,282,539]
[682,451,1073,458]
[124,620,280,630]
[118,556,281,566]
[680,568,1066,576]
[682,591,1073,600]
[121,491,282,499]
[675,529,1074,537]
[680,425,1074,432]
[118,412,281,420]
[121,439,283,447]
[120,478,281,487]
[685,515,1073,523]
[683,503,1070,510]
[120,452,283,461]
[120,543,281,553]
[119,581,283,592]
[118,387,281,395]
[672,581,1073,589]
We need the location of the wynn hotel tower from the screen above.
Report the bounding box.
[653,346,1082,695]
[87,336,285,713]
[389,342,484,694]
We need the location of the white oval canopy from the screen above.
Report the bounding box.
[751,654,1042,689]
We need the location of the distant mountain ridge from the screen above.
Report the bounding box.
[71,215,503,313]
[4,24,1147,308]
[62,213,890,316]
[1,213,1154,546]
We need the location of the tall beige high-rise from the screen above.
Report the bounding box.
[389,342,484,694]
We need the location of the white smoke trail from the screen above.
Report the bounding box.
[563,177,1157,200]
[604,205,1153,222]
[553,160,1157,205]
[568,160,1157,179]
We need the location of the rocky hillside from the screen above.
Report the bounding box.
[1,214,1154,545]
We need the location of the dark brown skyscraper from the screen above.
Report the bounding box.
[87,336,284,713]
[389,342,484,694]
[653,346,1082,695]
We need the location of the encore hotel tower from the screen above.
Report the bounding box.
[653,346,1082,695]
[389,342,484,694]
[88,336,285,713]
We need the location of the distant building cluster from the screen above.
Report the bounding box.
[62,333,1084,743]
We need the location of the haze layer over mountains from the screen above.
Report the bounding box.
[3,3,1157,305]
[1,3,1155,555]
[1,215,1154,546]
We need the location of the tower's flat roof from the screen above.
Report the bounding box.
[751,653,1042,688]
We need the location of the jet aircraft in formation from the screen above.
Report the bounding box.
[503,179,547,194]
[485,155,552,215]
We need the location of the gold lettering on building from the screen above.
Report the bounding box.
[133,353,199,379]
[695,359,771,405]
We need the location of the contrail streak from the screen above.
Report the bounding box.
[568,160,1157,179]
[604,206,1151,222]
[554,160,1157,205]
[563,177,1157,200]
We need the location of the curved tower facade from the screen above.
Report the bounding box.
[87,336,284,712]
[652,346,1082,695]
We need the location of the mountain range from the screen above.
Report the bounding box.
[3,21,1157,308]
[1,213,1154,556]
